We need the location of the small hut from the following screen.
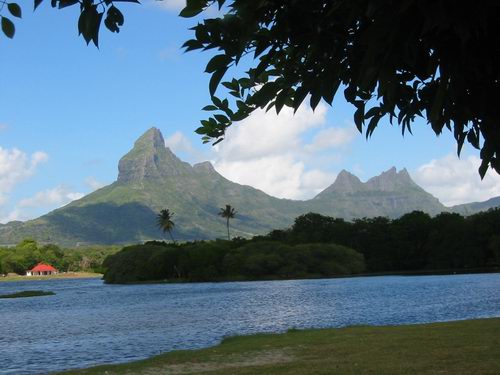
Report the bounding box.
[26,263,58,276]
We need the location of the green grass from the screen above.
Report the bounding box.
[0,290,55,298]
[60,318,500,375]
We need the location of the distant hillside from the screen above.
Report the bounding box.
[0,127,497,246]
[451,196,500,215]
[311,168,446,218]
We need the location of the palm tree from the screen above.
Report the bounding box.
[157,209,176,243]
[218,204,236,240]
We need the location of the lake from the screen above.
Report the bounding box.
[1,273,499,374]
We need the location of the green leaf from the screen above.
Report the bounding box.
[478,159,488,179]
[104,5,124,33]
[214,114,229,124]
[365,107,380,119]
[1,17,15,39]
[354,107,364,132]
[205,54,232,74]
[7,3,22,18]
[179,0,206,18]
[310,92,321,110]
[78,5,103,47]
[293,86,308,112]
[34,0,44,10]
[209,67,228,96]
[58,0,78,9]
[202,105,218,111]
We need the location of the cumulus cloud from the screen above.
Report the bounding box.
[210,103,350,199]
[0,186,85,224]
[215,104,328,162]
[305,126,358,152]
[165,131,197,154]
[0,147,48,203]
[164,131,208,163]
[18,186,84,208]
[0,207,25,223]
[412,154,500,206]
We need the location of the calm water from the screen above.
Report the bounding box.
[1,274,499,374]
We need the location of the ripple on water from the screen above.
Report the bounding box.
[0,274,499,374]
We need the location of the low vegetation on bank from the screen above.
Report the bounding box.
[60,318,500,375]
[0,290,55,298]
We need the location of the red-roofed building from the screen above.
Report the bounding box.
[26,263,58,276]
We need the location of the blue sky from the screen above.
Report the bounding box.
[0,0,499,222]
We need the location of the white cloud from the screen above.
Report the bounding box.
[0,207,25,223]
[164,131,208,163]
[412,154,500,206]
[0,185,85,224]
[165,131,197,154]
[215,103,328,162]
[211,103,347,199]
[85,176,106,191]
[305,126,358,152]
[18,186,84,208]
[0,147,48,204]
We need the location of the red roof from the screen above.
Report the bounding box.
[30,263,57,272]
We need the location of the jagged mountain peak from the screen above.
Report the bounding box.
[117,127,193,182]
[313,169,363,199]
[135,127,165,149]
[333,169,363,191]
[365,166,416,191]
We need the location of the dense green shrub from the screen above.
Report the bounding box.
[102,240,365,283]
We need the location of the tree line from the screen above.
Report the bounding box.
[102,240,365,284]
[261,209,500,273]
[0,239,119,275]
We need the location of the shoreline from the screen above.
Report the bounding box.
[59,317,500,374]
[104,266,500,285]
[0,272,102,282]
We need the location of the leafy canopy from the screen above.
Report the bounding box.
[180,0,500,178]
[2,0,499,177]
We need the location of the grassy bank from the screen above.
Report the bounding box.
[0,272,102,282]
[61,318,500,375]
[0,290,55,298]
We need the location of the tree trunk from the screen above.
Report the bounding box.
[227,218,230,240]
[168,230,176,244]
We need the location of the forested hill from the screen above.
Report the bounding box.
[0,128,498,246]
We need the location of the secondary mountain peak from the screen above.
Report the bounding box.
[365,166,416,191]
[118,127,193,182]
[193,161,217,174]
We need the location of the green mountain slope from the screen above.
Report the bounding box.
[0,128,497,246]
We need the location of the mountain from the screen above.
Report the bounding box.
[0,128,497,246]
[0,128,303,246]
[311,167,446,218]
[451,196,500,215]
